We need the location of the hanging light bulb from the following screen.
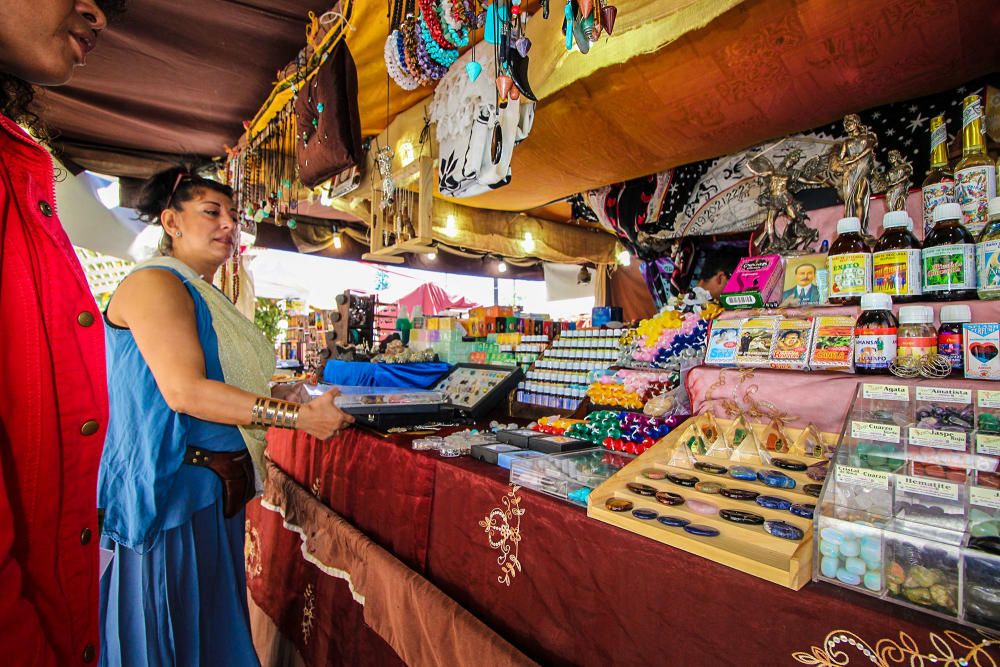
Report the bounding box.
[427,251,437,260]
[443,214,459,238]
[617,249,631,266]
[332,231,343,249]
[521,231,536,253]
[497,259,508,273]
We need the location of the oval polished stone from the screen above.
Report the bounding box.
[686,498,719,515]
[683,524,720,537]
[771,457,808,472]
[657,515,690,527]
[631,508,658,520]
[803,483,824,498]
[756,495,792,511]
[757,469,796,489]
[665,471,699,487]
[642,469,667,480]
[694,461,728,475]
[655,491,685,506]
[728,465,757,481]
[694,481,724,495]
[626,482,658,496]
[606,498,633,512]
[719,488,759,501]
[790,503,816,519]
[765,520,804,540]
[719,509,765,525]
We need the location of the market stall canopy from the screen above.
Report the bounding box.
[397,283,479,316]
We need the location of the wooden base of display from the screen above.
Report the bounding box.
[588,418,838,590]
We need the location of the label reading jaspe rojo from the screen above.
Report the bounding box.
[828,253,871,297]
[922,244,975,292]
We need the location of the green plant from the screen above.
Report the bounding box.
[254,298,283,344]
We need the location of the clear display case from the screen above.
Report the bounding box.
[510,448,635,507]
[815,382,1000,630]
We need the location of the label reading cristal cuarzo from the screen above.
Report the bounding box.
[862,384,909,401]
[922,182,955,236]
[898,475,960,501]
[977,433,1000,456]
[970,486,1000,510]
[873,249,922,296]
[908,427,967,451]
[922,243,976,292]
[828,253,871,297]
[978,239,1000,295]
[955,165,997,236]
[916,387,972,403]
[851,420,901,443]
[978,390,1000,409]
[854,327,897,370]
[837,465,890,490]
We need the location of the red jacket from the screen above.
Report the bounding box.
[0,115,107,665]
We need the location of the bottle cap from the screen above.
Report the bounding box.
[940,304,972,324]
[932,202,963,224]
[881,211,912,230]
[836,217,862,234]
[989,197,1000,219]
[899,305,932,324]
[860,292,893,311]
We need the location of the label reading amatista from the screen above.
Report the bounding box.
[916,387,972,404]
[862,384,909,401]
[851,421,900,443]
[977,433,1000,457]
[970,486,1000,510]
[837,466,890,490]
[898,475,959,501]
[908,427,967,451]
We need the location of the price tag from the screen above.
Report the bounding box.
[851,421,901,444]
[916,387,972,404]
[837,466,890,490]
[898,475,959,501]
[908,427,968,451]
[977,433,1000,457]
[970,486,1000,510]
[862,384,910,401]
[978,390,1000,409]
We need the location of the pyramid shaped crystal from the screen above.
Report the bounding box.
[728,417,771,465]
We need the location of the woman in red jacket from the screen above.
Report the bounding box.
[0,1,126,664]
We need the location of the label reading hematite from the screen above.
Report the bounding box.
[971,486,1000,510]
[916,387,972,404]
[837,466,890,490]
[908,427,968,451]
[978,390,1000,409]
[862,384,909,401]
[977,433,1000,457]
[851,421,901,443]
[898,475,959,501]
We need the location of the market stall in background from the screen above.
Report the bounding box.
[41,0,1000,665]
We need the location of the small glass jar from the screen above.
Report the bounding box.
[896,305,937,363]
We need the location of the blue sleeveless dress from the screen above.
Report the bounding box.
[98,267,259,666]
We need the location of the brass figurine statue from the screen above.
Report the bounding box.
[826,114,878,232]
[746,148,827,254]
[873,149,913,212]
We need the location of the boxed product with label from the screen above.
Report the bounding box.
[965,323,1000,381]
[721,255,784,309]
[734,316,779,367]
[704,318,745,367]
[809,316,856,372]
[768,317,814,370]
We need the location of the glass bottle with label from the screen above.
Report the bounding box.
[828,216,872,305]
[977,197,1000,300]
[896,305,936,363]
[854,292,897,375]
[921,115,955,237]
[921,202,976,300]
[938,304,971,376]
[872,211,921,302]
[954,94,997,236]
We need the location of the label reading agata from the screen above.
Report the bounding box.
[908,427,967,451]
[862,384,909,401]
[851,420,901,443]
[828,253,871,297]
[898,475,959,501]
[837,465,890,490]
[916,387,972,404]
[977,433,1000,457]
[922,244,976,292]
[970,486,1000,510]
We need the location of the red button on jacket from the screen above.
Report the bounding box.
[0,116,108,665]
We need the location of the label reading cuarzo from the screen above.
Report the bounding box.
[978,239,1000,295]
[862,384,909,401]
[898,475,960,501]
[916,387,972,404]
[978,390,1000,409]
[873,249,922,296]
[955,165,997,235]
[970,486,1000,510]
[922,182,955,237]
[854,328,897,370]
[828,253,872,297]
[977,433,1000,457]
[908,427,967,451]
[837,465,890,490]
[851,420,901,443]
[922,244,976,292]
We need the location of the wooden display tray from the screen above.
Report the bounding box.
[588,417,838,590]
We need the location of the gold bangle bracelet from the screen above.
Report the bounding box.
[250,397,301,429]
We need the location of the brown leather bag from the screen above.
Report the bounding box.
[184,446,256,518]
[295,41,363,188]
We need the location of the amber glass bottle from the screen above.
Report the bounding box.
[828,217,872,305]
[872,211,922,302]
[922,202,977,300]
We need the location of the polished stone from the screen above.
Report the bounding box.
[606,498,634,512]
[683,524,720,537]
[863,571,882,591]
[757,469,797,489]
[694,481,724,495]
[719,488,759,501]
[631,508,658,520]
[729,465,757,481]
[686,498,719,515]
[839,539,860,558]
[694,461,728,475]
[642,469,668,480]
[626,482,658,496]
[790,503,815,519]
[755,495,792,511]
[666,471,699,487]
[803,483,824,498]
[765,520,804,540]
[836,567,862,586]
[656,515,690,527]
[771,457,807,471]
[820,555,839,578]
[655,490,685,506]
[720,509,765,525]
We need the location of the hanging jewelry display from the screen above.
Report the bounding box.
[557,0,618,53]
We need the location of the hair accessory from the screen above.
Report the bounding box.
[165,171,190,209]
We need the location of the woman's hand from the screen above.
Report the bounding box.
[296,387,355,440]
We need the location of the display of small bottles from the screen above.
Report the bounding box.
[922,115,956,237]
[516,383,585,411]
[954,94,996,236]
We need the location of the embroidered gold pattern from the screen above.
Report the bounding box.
[244,521,262,580]
[793,629,999,666]
[301,583,316,645]
[479,484,525,587]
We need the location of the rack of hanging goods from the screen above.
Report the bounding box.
[384,0,618,100]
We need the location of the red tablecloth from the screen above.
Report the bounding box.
[250,427,1000,666]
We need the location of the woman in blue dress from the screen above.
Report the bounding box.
[98,167,354,666]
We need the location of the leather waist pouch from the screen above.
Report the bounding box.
[183,446,256,518]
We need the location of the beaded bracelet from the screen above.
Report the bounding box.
[400,17,431,85]
[418,0,456,50]
[441,0,463,31]
[414,18,449,78]
[437,1,469,47]
[384,31,421,90]
[420,18,459,67]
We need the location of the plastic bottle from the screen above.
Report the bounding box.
[938,304,971,375]
[828,217,872,305]
[854,292,898,375]
[922,202,977,300]
[872,211,922,302]
[977,197,1000,300]
[896,305,937,363]
[395,305,412,345]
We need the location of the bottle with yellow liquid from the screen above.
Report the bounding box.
[920,115,954,237]
[954,94,996,236]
